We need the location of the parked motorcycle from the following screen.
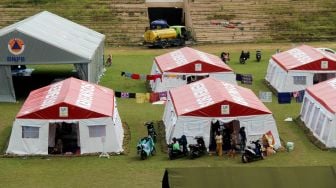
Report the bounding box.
[188,136,207,159]
[145,121,157,143]
[168,135,188,160]
[241,140,264,163]
[137,136,155,160]
[239,51,250,64]
[256,50,261,62]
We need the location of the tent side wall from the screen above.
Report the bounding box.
[150,61,237,92]
[300,93,336,147]
[80,98,123,154]
[265,59,313,93]
[87,40,105,83]
[6,119,49,155]
[237,114,281,148]
[163,108,281,149]
[209,72,237,85]
[0,65,16,102]
[163,96,178,144]
[79,117,122,154]
[7,104,124,155]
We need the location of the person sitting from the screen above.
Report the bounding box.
[172,137,180,151]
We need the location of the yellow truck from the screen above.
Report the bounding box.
[143,26,191,48]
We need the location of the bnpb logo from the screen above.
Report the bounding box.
[8,38,25,55]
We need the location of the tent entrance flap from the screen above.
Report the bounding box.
[209,120,240,152]
[48,122,80,155]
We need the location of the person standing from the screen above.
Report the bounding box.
[239,127,247,152]
[229,132,237,158]
[215,131,223,156]
[105,54,112,67]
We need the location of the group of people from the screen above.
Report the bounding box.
[215,127,246,158]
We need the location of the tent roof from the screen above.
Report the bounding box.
[17,77,114,119]
[272,45,336,71]
[0,11,105,60]
[169,77,271,117]
[306,78,336,113]
[154,47,233,73]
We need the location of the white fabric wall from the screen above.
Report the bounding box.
[6,119,49,155]
[300,93,336,148]
[210,72,237,85]
[163,99,281,149]
[265,59,313,92]
[150,62,237,92]
[112,101,124,152]
[6,113,124,155]
[79,117,122,154]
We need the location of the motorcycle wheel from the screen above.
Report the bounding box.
[151,147,156,156]
[141,151,147,160]
[160,41,168,49]
[242,154,249,163]
[169,152,174,160]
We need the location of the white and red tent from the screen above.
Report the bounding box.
[300,78,336,148]
[6,77,124,155]
[163,77,281,149]
[265,45,336,93]
[150,47,236,92]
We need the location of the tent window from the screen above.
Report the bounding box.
[301,98,309,120]
[22,126,39,138]
[310,107,320,131]
[89,125,106,137]
[322,119,332,143]
[293,76,306,85]
[305,101,315,126]
[315,113,326,137]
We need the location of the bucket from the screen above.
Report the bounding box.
[286,142,294,152]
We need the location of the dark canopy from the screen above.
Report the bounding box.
[163,166,336,188]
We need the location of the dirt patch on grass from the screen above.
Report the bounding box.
[156,120,168,154]
[122,122,131,155]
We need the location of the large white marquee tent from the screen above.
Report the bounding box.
[150,47,236,92]
[300,78,336,148]
[0,11,105,102]
[162,77,281,149]
[265,45,336,93]
[6,77,124,155]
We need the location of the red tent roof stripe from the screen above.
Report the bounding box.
[170,77,271,117]
[17,77,115,119]
[306,78,336,113]
[272,45,336,71]
[154,47,233,73]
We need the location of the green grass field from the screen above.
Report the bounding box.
[1,42,336,188]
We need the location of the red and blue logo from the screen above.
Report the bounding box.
[8,38,25,55]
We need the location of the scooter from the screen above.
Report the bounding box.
[188,136,207,159]
[136,136,155,160]
[168,135,188,160]
[239,51,250,64]
[241,140,264,163]
[256,50,261,62]
[145,121,157,143]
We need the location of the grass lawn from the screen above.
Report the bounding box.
[1,42,336,188]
